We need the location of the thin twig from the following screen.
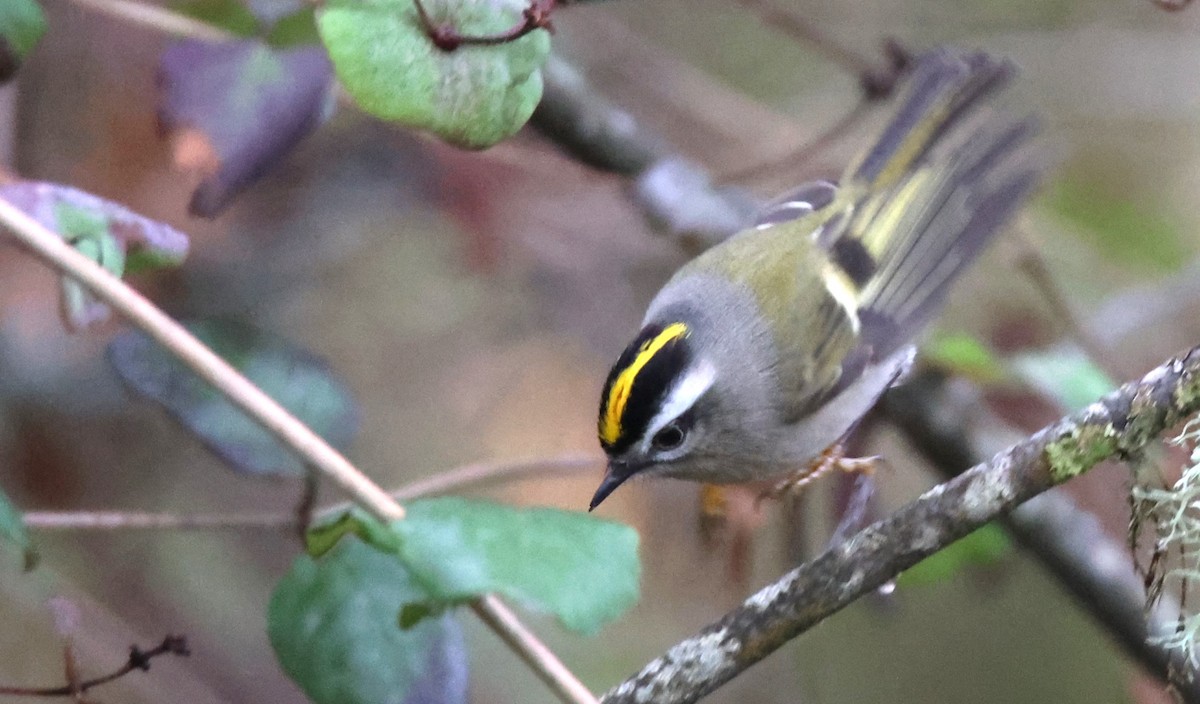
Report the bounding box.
[22,454,602,532]
[472,594,600,704]
[23,511,295,531]
[1151,0,1193,11]
[532,56,667,176]
[0,198,597,704]
[0,198,404,521]
[603,346,1200,703]
[718,98,874,183]
[732,0,910,98]
[391,453,599,501]
[1011,229,1125,378]
[0,636,189,697]
[732,0,871,76]
[67,0,233,41]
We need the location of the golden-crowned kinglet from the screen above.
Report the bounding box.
[590,48,1040,510]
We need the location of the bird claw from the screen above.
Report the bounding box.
[757,443,883,506]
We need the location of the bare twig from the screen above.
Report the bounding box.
[22,454,600,534]
[718,98,874,183]
[732,0,911,98]
[0,636,189,698]
[533,56,667,176]
[391,452,599,501]
[0,198,404,521]
[471,593,596,701]
[534,57,759,246]
[22,453,600,532]
[883,371,1200,701]
[23,510,295,531]
[0,199,597,704]
[66,0,233,40]
[603,346,1200,703]
[1011,230,1124,378]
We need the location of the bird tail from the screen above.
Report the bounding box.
[824,48,1041,356]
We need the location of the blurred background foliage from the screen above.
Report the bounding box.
[2,0,1200,702]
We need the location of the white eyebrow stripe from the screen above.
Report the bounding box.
[640,359,717,452]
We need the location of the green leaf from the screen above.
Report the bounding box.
[1010,347,1116,412]
[394,497,640,634]
[922,333,1006,384]
[316,0,550,148]
[0,0,47,82]
[1044,177,1188,273]
[0,487,36,570]
[898,523,1009,586]
[269,537,468,704]
[106,318,359,477]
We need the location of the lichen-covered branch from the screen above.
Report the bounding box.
[883,371,1200,701]
[603,346,1200,704]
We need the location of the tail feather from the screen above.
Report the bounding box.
[847,49,1015,190]
[824,48,1041,357]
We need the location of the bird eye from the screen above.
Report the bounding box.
[651,423,686,451]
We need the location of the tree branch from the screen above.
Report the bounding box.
[883,371,1200,701]
[533,57,759,247]
[603,346,1200,704]
[22,453,601,532]
[0,198,597,704]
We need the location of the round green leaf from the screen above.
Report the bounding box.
[269,538,468,704]
[316,0,549,148]
[393,497,641,634]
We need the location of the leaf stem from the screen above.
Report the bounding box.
[411,0,556,52]
[0,197,598,704]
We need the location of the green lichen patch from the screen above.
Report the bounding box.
[1044,423,1119,485]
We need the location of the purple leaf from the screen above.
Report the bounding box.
[0,181,189,261]
[0,181,189,330]
[158,39,335,218]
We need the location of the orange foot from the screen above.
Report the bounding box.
[758,443,883,505]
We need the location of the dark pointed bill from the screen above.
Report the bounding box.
[589,465,633,511]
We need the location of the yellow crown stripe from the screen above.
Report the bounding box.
[600,322,688,445]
